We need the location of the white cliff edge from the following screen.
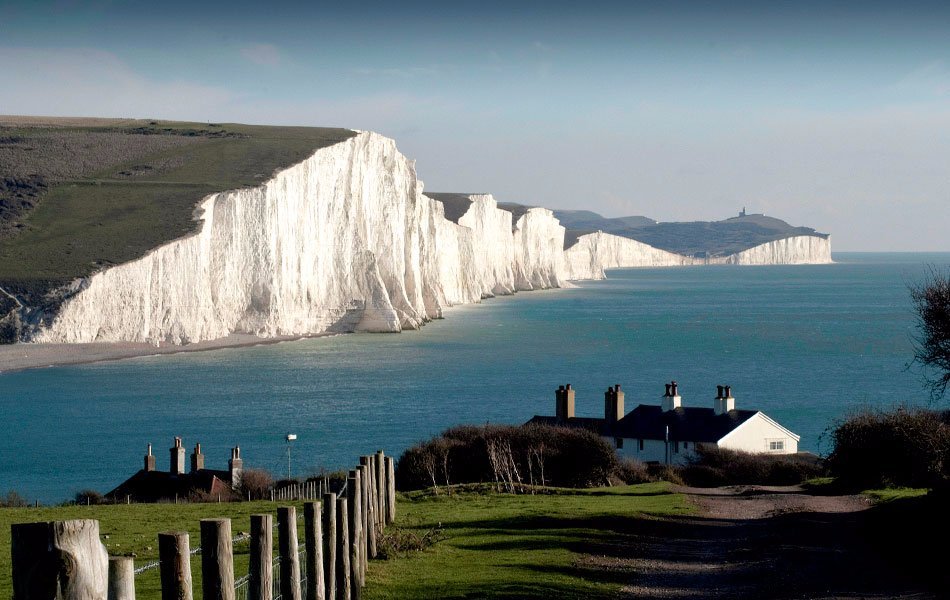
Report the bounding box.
[31,131,831,345]
[33,132,567,345]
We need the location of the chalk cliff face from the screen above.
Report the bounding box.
[561,231,700,280]
[33,134,568,344]
[721,235,832,265]
[29,130,833,345]
[512,207,566,290]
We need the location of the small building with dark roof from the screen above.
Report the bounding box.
[527,382,799,465]
[107,437,244,502]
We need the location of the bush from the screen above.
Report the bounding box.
[239,468,274,500]
[75,489,104,505]
[681,445,825,487]
[1,490,27,507]
[615,457,652,484]
[397,424,619,491]
[827,408,950,489]
[646,463,685,486]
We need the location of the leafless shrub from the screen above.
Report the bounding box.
[240,468,275,500]
[375,525,445,559]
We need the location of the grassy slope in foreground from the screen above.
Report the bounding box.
[0,483,688,600]
[366,483,689,600]
[0,499,314,600]
[0,118,355,286]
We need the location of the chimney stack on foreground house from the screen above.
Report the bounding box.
[190,443,205,473]
[144,443,155,472]
[229,447,243,489]
[170,436,185,474]
[555,384,575,421]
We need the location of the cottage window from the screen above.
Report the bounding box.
[769,440,785,451]
[638,439,644,451]
[683,442,688,449]
[615,437,623,449]
[673,441,679,453]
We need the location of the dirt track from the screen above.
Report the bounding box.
[581,485,935,599]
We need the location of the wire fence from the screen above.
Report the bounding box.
[132,477,348,595]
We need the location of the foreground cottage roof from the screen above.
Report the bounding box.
[107,438,244,502]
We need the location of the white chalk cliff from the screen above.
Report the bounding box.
[31,131,832,345]
[721,235,832,265]
[562,231,700,280]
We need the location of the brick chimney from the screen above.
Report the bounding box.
[144,443,155,472]
[605,384,624,425]
[714,385,735,415]
[170,437,185,474]
[555,384,575,421]
[190,442,205,473]
[229,447,243,489]
[662,381,682,411]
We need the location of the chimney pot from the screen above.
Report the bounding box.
[664,383,672,397]
[566,383,572,390]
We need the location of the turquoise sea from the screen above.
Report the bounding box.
[2,252,947,503]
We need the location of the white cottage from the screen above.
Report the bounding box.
[527,381,799,465]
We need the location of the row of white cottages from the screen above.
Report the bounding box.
[527,381,800,465]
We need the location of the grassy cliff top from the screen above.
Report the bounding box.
[0,117,355,288]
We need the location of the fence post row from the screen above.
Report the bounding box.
[250,514,274,600]
[336,496,351,600]
[304,502,326,600]
[322,493,337,600]
[158,531,193,600]
[109,556,136,600]
[347,469,362,598]
[9,451,398,600]
[386,456,396,525]
[278,506,302,600]
[201,518,236,600]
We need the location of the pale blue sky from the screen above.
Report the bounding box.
[2,1,949,250]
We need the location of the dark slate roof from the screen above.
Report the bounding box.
[527,405,759,443]
[107,469,232,502]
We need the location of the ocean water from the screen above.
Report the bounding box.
[2,252,947,503]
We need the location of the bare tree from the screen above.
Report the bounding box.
[910,268,950,400]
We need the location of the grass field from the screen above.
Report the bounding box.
[366,483,689,599]
[0,483,688,599]
[0,119,354,284]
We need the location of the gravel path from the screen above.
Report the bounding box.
[577,485,935,599]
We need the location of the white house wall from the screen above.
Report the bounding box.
[717,412,799,454]
[610,436,697,465]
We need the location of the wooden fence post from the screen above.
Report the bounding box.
[386,457,396,525]
[304,502,326,600]
[322,494,337,600]
[375,451,386,525]
[249,515,273,600]
[358,461,376,563]
[200,519,235,600]
[278,506,302,600]
[11,519,108,600]
[158,531,193,600]
[347,470,362,596]
[367,458,378,558]
[335,497,350,600]
[108,556,135,600]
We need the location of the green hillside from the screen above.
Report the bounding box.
[0,117,354,286]
[551,208,828,256]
